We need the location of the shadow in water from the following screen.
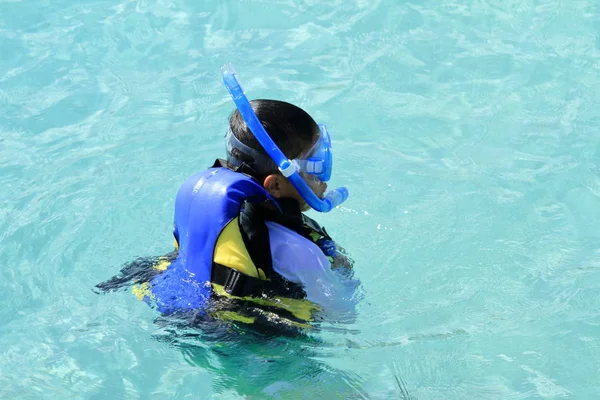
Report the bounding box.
[151,314,370,399]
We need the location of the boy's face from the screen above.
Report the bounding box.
[285,172,327,211]
[262,133,327,211]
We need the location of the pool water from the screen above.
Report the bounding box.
[2,0,600,398]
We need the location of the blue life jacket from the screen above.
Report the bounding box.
[148,165,279,314]
[143,160,339,330]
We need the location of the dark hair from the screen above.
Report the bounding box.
[228,99,319,175]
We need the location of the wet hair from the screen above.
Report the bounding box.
[227,99,319,177]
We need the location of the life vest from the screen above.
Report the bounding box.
[135,160,336,331]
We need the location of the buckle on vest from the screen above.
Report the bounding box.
[224,269,245,294]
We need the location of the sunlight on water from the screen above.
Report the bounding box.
[1,0,600,398]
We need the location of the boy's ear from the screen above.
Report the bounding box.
[263,174,283,198]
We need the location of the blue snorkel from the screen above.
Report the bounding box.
[222,64,348,213]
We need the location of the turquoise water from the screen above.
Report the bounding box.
[2,0,600,398]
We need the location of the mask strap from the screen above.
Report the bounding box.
[226,130,279,174]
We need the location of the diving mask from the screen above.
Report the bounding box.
[296,124,333,182]
[226,123,333,182]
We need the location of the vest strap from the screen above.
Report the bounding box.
[212,262,307,299]
[212,263,263,297]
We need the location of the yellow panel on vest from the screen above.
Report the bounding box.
[213,217,259,278]
[211,283,319,323]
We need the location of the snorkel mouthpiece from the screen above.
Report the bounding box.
[221,64,348,212]
[326,187,349,209]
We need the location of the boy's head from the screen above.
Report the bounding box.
[227,99,327,211]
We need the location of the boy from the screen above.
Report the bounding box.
[98,67,357,334]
